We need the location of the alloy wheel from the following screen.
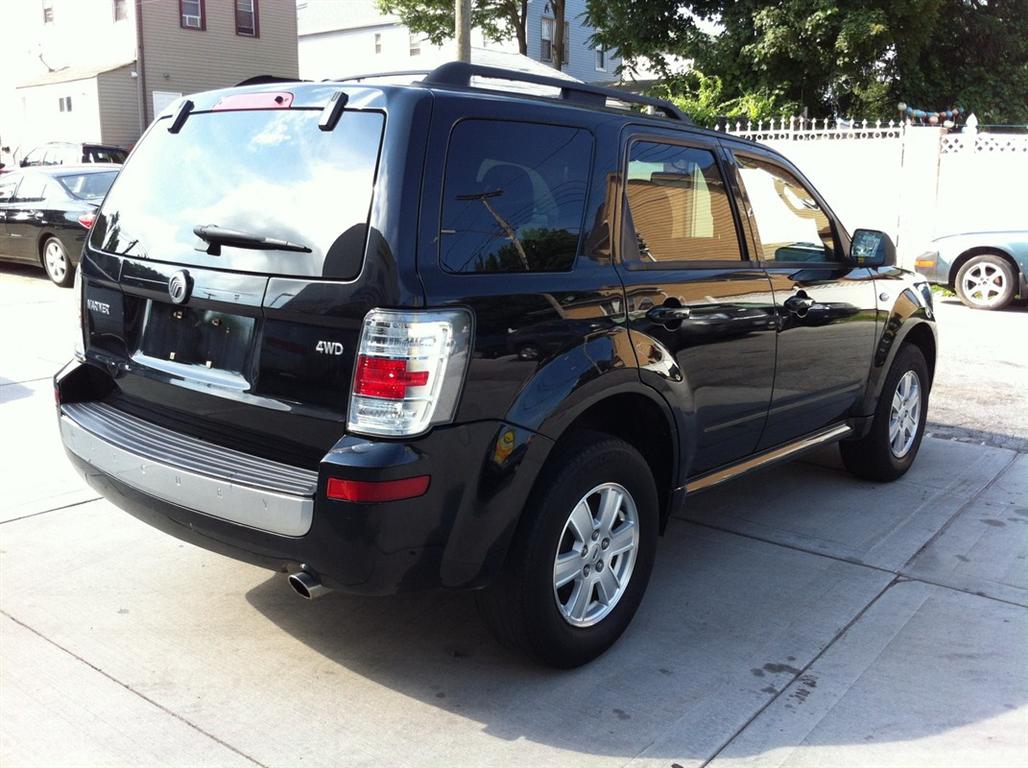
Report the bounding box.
[44,241,67,283]
[961,262,1006,307]
[552,482,639,627]
[889,370,922,458]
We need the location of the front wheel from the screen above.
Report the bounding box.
[42,237,74,287]
[476,430,658,667]
[841,344,930,482]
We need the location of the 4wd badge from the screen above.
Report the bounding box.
[315,340,344,356]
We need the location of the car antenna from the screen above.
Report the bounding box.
[168,99,195,134]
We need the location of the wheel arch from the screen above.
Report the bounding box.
[550,390,679,530]
[948,246,1020,287]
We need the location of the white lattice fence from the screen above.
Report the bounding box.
[940,133,1028,153]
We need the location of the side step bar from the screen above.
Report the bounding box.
[685,424,852,494]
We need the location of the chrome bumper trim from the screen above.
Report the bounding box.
[60,402,317,537]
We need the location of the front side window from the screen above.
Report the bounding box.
[440,120,594,273]
[180,0,204,29]
[235,0,257,36]
[624,142,741,263]
[734,154,837,262]
[541,18,553,61]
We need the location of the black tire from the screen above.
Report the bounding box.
[41,236,74,287]
[954,254,1016,311]
[476,430,659,668]
[841,344,930,482]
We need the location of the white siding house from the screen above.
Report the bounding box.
[297,0,621,83]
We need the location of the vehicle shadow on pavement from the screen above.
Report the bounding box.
[243,444,1026,762]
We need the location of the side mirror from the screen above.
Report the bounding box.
[850,228,896,268]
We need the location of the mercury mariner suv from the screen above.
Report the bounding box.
[56,63,938,667]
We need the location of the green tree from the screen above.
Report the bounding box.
[378,1,530,54]
[380,1,570,70]
[585,0,1028,123]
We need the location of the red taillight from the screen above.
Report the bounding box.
[326,475,430,503]
[353,355,429,400]
[78,212,96,229]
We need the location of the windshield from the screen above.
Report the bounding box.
[89,108,385,278]
[58,171,118,200]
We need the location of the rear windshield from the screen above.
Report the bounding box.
[58,171,118,200]
[89,108,385,278]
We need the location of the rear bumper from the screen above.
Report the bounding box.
[57,362,552,595]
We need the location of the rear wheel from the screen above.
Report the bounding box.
[476,430,658,667]
[954,254,1016,310]
[42,237,74,287]
[841,344,930,482]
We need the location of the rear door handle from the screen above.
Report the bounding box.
[646,305,692,324]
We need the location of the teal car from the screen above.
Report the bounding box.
[916,231,1028,310]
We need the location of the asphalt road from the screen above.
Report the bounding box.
[1,263,1026,768]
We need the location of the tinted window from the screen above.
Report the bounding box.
[735,154,837,262]
[624,142,741,263]
[91,108,385,278]
[440,120,593,273]
[58,171,118,200]
[85,146,127,163]
[12,175,48,202]
[21,148,43,166]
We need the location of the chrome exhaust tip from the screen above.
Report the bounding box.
[288,568,329,600]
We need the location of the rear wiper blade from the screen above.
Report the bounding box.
[193,224,312,255]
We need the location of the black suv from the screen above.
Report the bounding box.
[56,64,937,667]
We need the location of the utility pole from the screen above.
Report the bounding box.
[455,0,471,63]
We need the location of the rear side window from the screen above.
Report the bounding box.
[12,175,49,202]
[0,175,20,201]
[624,142,741,263]
[90,108,385,278]
[58,171,118,200]
[440,119,593,273]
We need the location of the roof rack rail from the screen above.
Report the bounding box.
[423,62,691,123]
[331,70,434,83]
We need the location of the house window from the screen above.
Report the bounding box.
[58,96,72,112]
[563,22,570,65]
[179,0,205,30]
[595,46,606,71]
[541,18,553,62]
[374,32,382,54]
[112,0,127,21]
[409,31,421,56]
[236,0,258,37]
[42,0,54,24]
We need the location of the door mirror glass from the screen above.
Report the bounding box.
[850,228,896,267]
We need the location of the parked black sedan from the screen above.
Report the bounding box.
[0,165,118,286]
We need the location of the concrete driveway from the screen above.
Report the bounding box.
[1,264,1025,767]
